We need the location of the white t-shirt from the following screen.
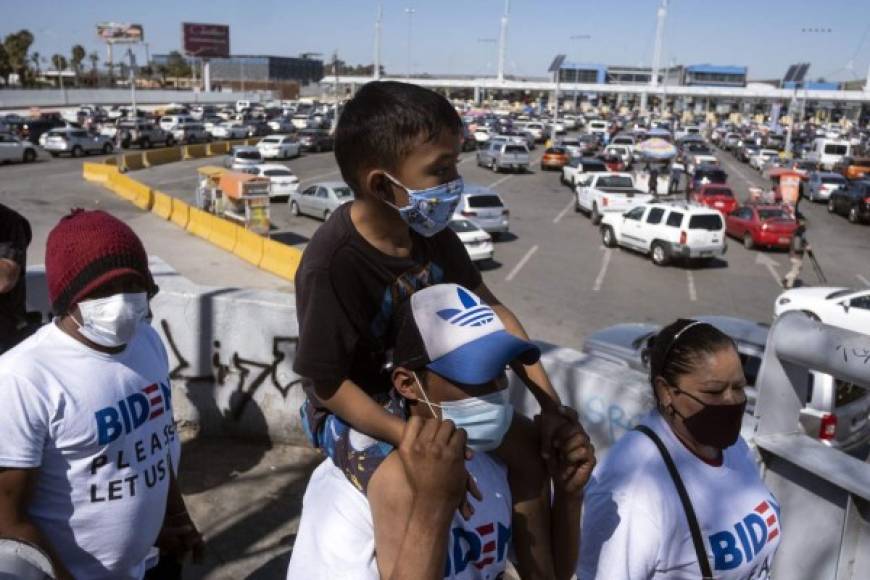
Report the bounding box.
[0,322,181,580]
[287,452,512,580]
[578,411,781,580]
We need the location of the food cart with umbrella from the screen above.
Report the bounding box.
[634,137,678,195]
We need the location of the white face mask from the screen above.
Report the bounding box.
[74,292,149,348]
[413,372,514,452]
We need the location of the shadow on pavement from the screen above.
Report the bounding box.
[270,231,311,246]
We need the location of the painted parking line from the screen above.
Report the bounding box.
[687,270,698,302]
[299,169,342,184]
[552,199,575,224]
[505,245,539,282]
[756,253,783,285]
[858,274,870,287]
[489,174,514,189]
[593,248,612,292]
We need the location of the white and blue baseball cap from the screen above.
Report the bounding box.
[391,284,540,385]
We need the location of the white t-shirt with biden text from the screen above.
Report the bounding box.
[0,322,181,580]
[287,451,513,579]
[578,410,781,580]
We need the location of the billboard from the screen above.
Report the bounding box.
[182,23,230,58]
[97,23,144,43]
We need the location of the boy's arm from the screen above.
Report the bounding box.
[312,379,406,446]
[473,281,561,413]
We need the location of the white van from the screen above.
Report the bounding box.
[810,138,851,171]
[235,99,253,113]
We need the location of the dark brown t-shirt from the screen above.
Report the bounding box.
[293,202,481,397]
[0,204,31,343]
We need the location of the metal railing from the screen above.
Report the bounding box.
[753,312,870,579]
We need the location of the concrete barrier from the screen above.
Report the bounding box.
[143,146,183,167]
[259,239,303,282]
[152,191,173,220]
[207,141,230,156]
[233,228,265,266]
[245,138,260,146]
[184,143,208,159]
[186,207,214,240]
[170,198,190,229]
[129,180,153,210]
[82,162,118,183]
[208,216,240,252]
[121,152,145,172]
[107,172,137,200]
[103,156,118,166]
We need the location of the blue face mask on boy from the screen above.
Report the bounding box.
[382,173,464,237]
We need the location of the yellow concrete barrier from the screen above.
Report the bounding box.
[184,143,208,159]
[143,147,183,167]
[121,153,145,172]
[233,228,265,266]
[208,216,240,252]
[259,239,302,282]
[104,156,118,166]
[228,139,247,148]
[151,191,173,220]
[129,179,153,210]
[107,172,136,200]
[170,199,190,229]
[245,137,260,146]
[186,207,213,240]
[82,162,118,183]
[207,141,230,155]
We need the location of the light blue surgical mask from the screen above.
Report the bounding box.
[383,173,463,237]
[414,373,513,452]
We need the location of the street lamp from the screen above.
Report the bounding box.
[404,7,416,78]
[569,34,591,111]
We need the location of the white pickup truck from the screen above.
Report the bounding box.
[574,172,653,224]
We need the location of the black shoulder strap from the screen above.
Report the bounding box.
[634,425,714,579]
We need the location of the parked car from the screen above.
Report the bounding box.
[722,132,742,151]
[461,127,478,151]
[42,128,114,157]
[257,135,300,160]
[575,173,652,223]
[524,122,547,142]
[289,181,353,220]
[600,202,727,266]
[170,123,210,144]
[448,218,494,263]
[243,120,271,138]
[252,164,300,199]
[582,315,870,453]
[578,133,601,155]
[692,184,738,215]
[453,186,510,238]
[540,147,570,171]
[805,171,847,202]
[827,179,870,224]
[726,204,798,249]
[736,142,760,163]
[224,146,263,172]
[689,164,728,194]
[476,141,529,173]
[115,121,174,149]
[297,129,334,153]
[267,116,296,134]
[159,115,196,132]
[0,133,38,163]
[561,157,609,188]
[211,122,249,140]
[603,144,632,168]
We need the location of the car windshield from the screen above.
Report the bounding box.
[757,208,789,220]
[598,176,633,188]
[333,187,353,198]
[236,151,261,160]
[449,219,480,233]
[505,145,527,154]
[263,169,292,177]
[585,163,608,172]
[688,214,723,230]
[546,148,566,154]
[467,194,503,208]
[825,289,855,300]
[824,144,848,155]
[704,188,733,197]
[821,176,846,184]
[262,138,281,143]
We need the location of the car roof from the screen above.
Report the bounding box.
[256,163,291,171]
[232,146,260,152]
[310,181,349,189]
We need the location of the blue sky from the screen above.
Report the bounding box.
[5,0,869,81]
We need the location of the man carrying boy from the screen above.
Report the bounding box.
[294,81,576,577]
[288,284,595,579]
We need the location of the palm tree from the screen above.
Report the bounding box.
[70,44,85,86]
[51,53,67,88]
[88,51,99,86]
[30,51,41,78]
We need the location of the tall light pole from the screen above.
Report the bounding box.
[404,7,416,78]
[496,0,510,83]
[643,0,668,114]
[374,1,383,80]
[570,34,591,111]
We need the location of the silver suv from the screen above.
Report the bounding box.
[581,315,870,455]
[224,146,263,172]
[115,121,175,149]
[171,122,210,144]
[476,141,530,173]
[43,128,114,157]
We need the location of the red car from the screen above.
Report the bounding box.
[693,184,738,215]
[601,152,625,172]
[725,204,798,250]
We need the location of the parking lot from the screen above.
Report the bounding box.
[81,133,870,351]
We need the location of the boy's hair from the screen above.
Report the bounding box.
[334,81,463,194]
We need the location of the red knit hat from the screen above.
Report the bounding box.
[46,209,157,314]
